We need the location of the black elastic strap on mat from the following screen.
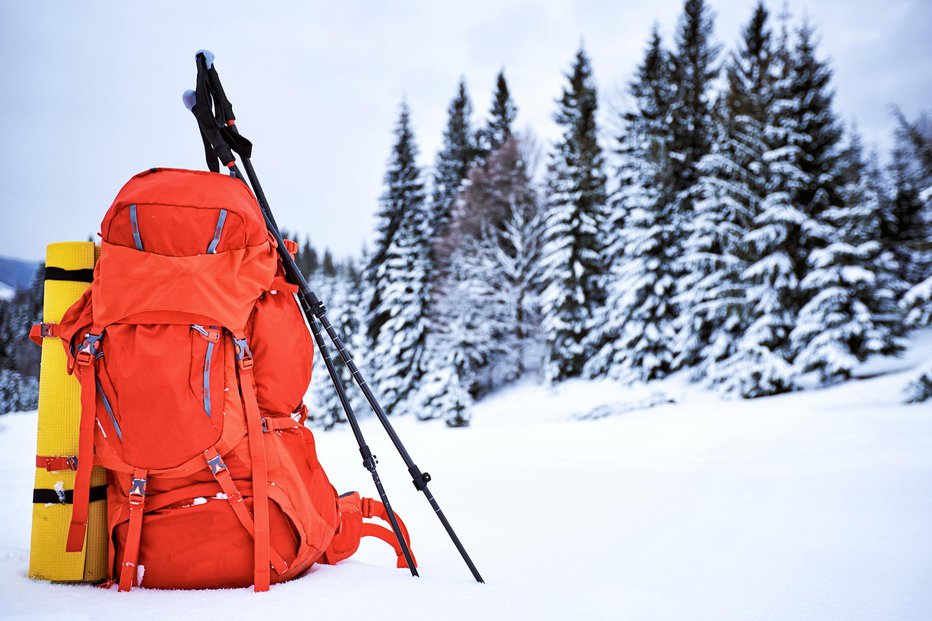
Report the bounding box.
[33,485,107,505]
[44,267,94,283]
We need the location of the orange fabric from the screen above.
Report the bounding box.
[322,492,416,569]
[101,168,270,251]
[54,168,343,591]
[261,417,300,432]
[246,280,313,417]
[29,322,59,346]
[361,497,416,569]
[93,241,276,329]
[236,341,271,592]
[35,455,78,471]
[65,357,99,552]
[118,468,148,591]
[203,447,289,576]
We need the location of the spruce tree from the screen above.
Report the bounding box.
[540,46,609,382]
[364,102,432,415]
[585,28,677,381]
[784,23,897,381]
[414,135,543,419]
[321,249,336,277]
[477,70,518,160]
[674,2,773,374]
[885,109,932,285]
[709,9,801,397]
[791,132,905,381]
[431,78,479,257]
[669,0,721,202]
[299,236,319,276]
[783,21,844,287]
[0,265,42,413]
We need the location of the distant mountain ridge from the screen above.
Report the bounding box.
[0,255,41,299]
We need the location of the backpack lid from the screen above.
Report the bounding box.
[90,168,277,330]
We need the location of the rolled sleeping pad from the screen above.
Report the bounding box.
[29,242,108,582]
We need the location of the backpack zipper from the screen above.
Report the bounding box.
[95,377,123,441]
[191,325,221,418]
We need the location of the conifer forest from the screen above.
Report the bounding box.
[1,0,929,419]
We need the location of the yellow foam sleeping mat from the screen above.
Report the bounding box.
[29,241,108,582]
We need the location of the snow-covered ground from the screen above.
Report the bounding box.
[1,333,930,620]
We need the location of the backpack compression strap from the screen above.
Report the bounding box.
[323,492,417,569]
[118,468,148,591]
[233,331,272,592]
[65,329,104,553]
[203,446,289,576]
[360,497,417,570]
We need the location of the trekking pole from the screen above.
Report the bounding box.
[301,302,418,576]
[183,57,418,578]
[185,51,484,583]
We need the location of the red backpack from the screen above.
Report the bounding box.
[50,167,414,591]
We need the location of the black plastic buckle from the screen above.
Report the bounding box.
[75,332,103,366]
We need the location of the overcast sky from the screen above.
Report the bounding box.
[1,0,929,263]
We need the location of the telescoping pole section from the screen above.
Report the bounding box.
[186,50,484,583]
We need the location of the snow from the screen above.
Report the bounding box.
[1,335,931,620]
[0,282,14,301]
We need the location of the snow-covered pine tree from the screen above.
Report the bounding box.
[592,0,719,383]
[458,135,544,386]
[585,27,678,381]
[306,260,368,429]
[885,109,932,285]
[364,102,432,416]
[786,22,842,267]
[711,9,802,397]
[540,45,609,382]
[668,0,721,213]
[902,275,932,328]
[674,2,773,376]
[413,135,543,422]
[0,266,42,413]
[306,271,345,429]
[477,70,517,162]
[791,131,905,382]
[431,78,479,262]
[299,236,320,276]
[413,243,492,426]
[783,23,898,382]
[321,249,336,277]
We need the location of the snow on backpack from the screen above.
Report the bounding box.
[36,167,414,591]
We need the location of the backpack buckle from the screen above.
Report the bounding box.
[75,332,103,366]
[232,336,254,370]
[206,454,227,475]
[127,477,147,506]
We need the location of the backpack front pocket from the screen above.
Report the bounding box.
[103,324,224,469]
